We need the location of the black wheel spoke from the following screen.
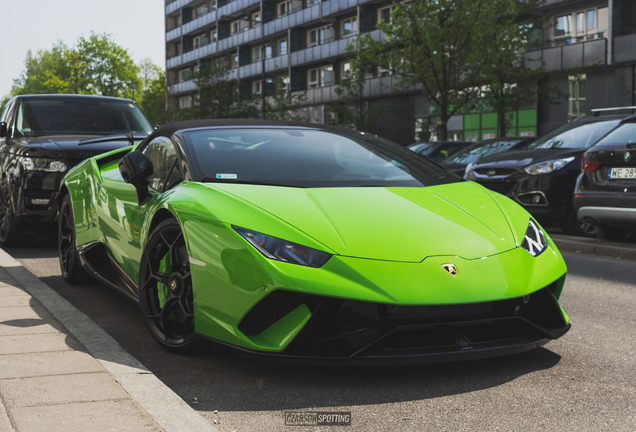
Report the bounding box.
[139,220,197,352]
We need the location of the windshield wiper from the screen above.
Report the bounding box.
[79,134,146,146]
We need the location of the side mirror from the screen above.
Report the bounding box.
[119,150,153,205]
[0,122,7,138]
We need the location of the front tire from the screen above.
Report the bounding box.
[58,194,91,284]
[0,180,22,247]
[139,218,199,354]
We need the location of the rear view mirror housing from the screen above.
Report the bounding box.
[119,150,153,205]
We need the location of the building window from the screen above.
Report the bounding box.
[277,1,290,17]
[341,17,357,38]
[231,20,240,35]
[193,34,210,49]
[211,29,217,42]
[252,46,262,62]
[378,5,392,24]
[279,38,288,55]
[265,44,273,59]
[568,74,586,121]
[230,53,239,69]
[179,68,193,82]
[252,80,262,95]
[179,95,193,109]
[341,61,352,80]
[554,15,571,38]
[251,11,261,28]
[307,25,334,47]
[306,0,319,6]
[307,65,334,89]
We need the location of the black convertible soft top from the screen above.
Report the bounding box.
[151,118,357,140]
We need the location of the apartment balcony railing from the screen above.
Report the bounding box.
[614,33,636,63]
[168,79,197,95]
[524,38,607,71]
[166,0,195,15]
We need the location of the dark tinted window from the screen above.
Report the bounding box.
[443,139,523,165]
[143,136,182,192]
[185,128,459,188]
[592,122,636,147]
[527,120,620,150]
[15,97,153,137]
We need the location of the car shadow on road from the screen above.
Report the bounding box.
[158,343,562,412]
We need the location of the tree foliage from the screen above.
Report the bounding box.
[8,33,164,123]
[10,34,147,99]
[358,0,548,139]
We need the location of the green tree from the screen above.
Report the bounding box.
[264,71,308,121]
[357,0,553,140]
[358,0,487,140]
[10,33,144,101]
[182,59,257,120]
[75,33,143,99]
[472,0,546,137]
[141,70,167,125]
[331,46,382,131]
[12,42,74,95]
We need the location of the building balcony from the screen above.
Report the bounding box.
[614,33,636,63]
[168,79,197,95]
[166,0,195,15]
[524,38,607,71]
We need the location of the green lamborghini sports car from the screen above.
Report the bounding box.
[58,119,570,363]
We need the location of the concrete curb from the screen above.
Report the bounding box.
[550,234,636,260]
[0,248,219,432]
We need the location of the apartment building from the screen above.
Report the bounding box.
[165,0,636,144]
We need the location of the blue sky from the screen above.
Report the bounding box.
[1,0,165,98]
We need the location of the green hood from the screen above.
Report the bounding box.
[200,181,518,262]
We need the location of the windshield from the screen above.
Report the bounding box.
[527,119,620,150]
[592,122,636,146]
[442,139,524,165]
[15,97,153,137]
[185,128,460,188]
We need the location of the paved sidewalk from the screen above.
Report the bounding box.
[0,249,219,432]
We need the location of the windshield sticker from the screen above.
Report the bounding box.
[216,173,238,180]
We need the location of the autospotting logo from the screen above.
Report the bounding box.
[284,411,352,426]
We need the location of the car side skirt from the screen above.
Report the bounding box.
[77,241,140,303]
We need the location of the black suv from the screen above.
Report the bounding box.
[574,116,636,241]
[0,94,153,246]
[465,116,625,235]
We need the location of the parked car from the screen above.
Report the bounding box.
[58,119,569,361]
[407,141,473,162]
[0,94,153,246]
[574,115,636,241]
[441,137,534,176]
[465,116,625,235]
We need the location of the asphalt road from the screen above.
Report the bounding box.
[5,243,636,432]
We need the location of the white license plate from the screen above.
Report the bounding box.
[608,167,636,179]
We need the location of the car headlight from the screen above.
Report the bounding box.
[233,226,332,267]
[521,219,548,257]
[22,157,68,172]
[523,157,574,175]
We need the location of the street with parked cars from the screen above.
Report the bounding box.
[0,94,635,431]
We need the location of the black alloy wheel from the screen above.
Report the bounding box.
[0,180,22,247]
[58,194,91,284]
[139,218,199,353]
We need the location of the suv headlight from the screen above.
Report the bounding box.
[521,219,548,257]
[234,226,332,267]
[464,162,476,180]
[524,157,574,175]
[22,157,68,172]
